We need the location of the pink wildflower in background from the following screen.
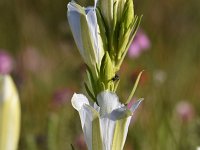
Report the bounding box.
[21,47,44,73]
[52,88,73,107]
[175,101,194,122]
[128,30,151,58]
[0,50,13,74]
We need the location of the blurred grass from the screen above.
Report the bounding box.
[0,0,200,149]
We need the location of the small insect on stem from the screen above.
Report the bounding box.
[111,74,120,82]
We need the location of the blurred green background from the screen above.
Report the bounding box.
[0,0,200,149]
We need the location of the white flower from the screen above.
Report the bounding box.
[72,91,142,150]
[67,1,104,67]
[0,75,21,150]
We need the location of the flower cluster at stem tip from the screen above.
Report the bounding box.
[67,0,144,149]
[67,0,143,100]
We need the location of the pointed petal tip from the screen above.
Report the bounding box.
[130,98,143,113]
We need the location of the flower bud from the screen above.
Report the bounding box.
[0,75,20,150]
[117,0,135,58]
[67,2,104,68]
[124,0,134,29]
[100,52,115,89]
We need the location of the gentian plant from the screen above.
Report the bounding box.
[67,0,143,149]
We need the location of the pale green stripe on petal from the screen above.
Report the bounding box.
[82,105,103,150]
[111,117,131,150]
[80,11,97,66]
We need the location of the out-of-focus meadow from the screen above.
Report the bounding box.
[0,0,200,149]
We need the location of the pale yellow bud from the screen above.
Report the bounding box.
[0,75,20,150]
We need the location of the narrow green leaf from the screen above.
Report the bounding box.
[84,82,96,102]
[47,114,59,150]
[116,15,142,70]
[95,63,100,77]
[125,70,143,104]
[96,9,108,52]
[86,70,93,90]
[114,79,120,92]
[86,66,98,96]
[126,15,143,53]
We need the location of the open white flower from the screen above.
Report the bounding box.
[67,1,104,67]
[72,91,142,150]
[0,75,20,150]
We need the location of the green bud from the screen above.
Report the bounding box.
[100,52,115,89]
[118,0,134,52]
[115,0,142,70]
[98,0,113,29]
[124,0,134,29]
[116,15,142,71]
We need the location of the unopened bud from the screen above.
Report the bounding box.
[0,75,20,150]
[100,52,115,89]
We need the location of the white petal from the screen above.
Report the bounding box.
[71,93,102,150]
[86,8,101,64]
[67,3,85,59]
[97,91,122,116]
[100,117,116,150]
[110,106,132,120]
[79,105,93,150]
[100,114,132,150]
[71,93,89,111]
[94,0,98,8]
[79,104,100,150]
